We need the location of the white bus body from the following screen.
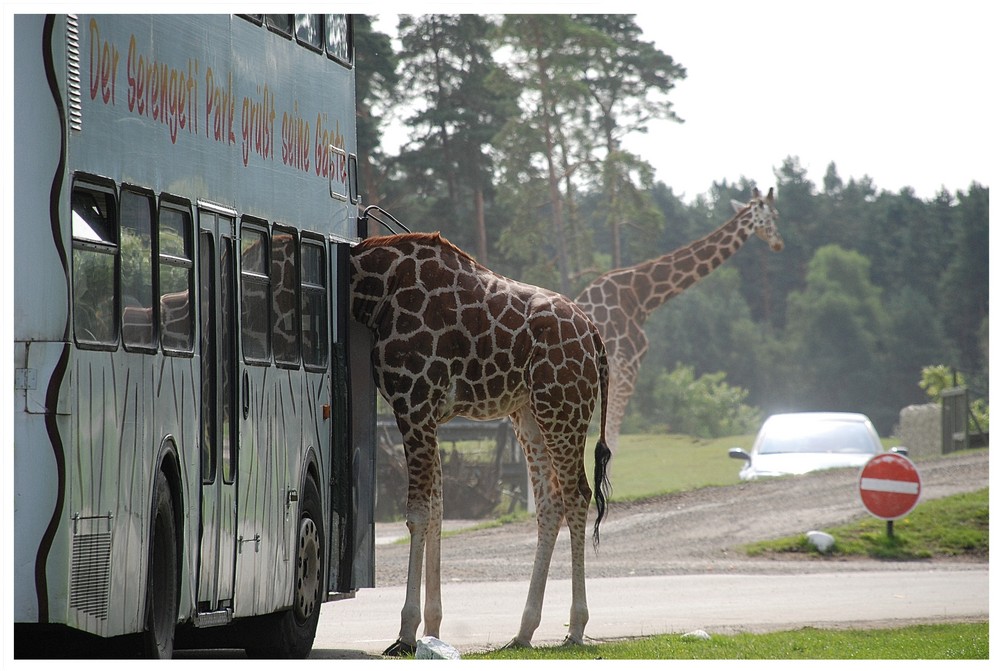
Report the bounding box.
[14,14,377,657]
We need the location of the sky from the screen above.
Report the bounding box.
[372,1,995,203]
[626,2,995,202]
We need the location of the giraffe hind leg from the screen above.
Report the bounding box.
[507,409,564,648]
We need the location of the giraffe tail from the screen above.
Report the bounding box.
[592,331,613,549]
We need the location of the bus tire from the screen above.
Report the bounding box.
[245,476,324,658]
[143,470,178,658]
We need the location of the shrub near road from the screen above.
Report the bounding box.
[745,488,989,561]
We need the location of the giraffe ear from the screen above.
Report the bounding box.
[731,199,746,213]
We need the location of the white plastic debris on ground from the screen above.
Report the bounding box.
[806,530,836,553]
[681,629,711,641]
[415,636,462,660]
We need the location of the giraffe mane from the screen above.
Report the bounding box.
[357,231,480,264]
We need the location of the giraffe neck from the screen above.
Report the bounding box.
[631,208,755,316]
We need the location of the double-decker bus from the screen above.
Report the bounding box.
[13,14,378,658]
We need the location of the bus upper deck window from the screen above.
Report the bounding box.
[265,14,292,37]
[71,182,118,347]
[326,15,352,65]
[295,15,323,51]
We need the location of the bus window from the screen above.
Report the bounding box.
[71,181,118,348]
[120,188,156,350]
[326,15,352,66]
[272,228,300,366]
[158,202,194,353]
[265,14,292,37]
[300,238,328,369]
[240,224,271,363]
[295,15,323,52]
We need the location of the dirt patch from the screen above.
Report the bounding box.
[375,450,989,586]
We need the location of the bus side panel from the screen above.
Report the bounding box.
[14,14,70,342]
[65,351,198,637]
[14,15,73,627]
[14,341,72,625]
[233,366,329,617]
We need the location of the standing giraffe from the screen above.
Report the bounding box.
[575,186,784,452]
[350,232,613,654]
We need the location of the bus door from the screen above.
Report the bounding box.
[328,240,377,594]
[196,210,239,618]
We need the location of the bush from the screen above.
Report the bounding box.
[645,364,761,439]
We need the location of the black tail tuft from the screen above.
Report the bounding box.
[592,438,613,548]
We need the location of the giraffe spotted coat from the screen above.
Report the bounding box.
[350,232,612,653]
[575,186,784,453]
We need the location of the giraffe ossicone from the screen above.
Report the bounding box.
[350,232,613,654]
[575,185,784,454]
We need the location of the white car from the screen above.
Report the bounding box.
[728,412,905,481]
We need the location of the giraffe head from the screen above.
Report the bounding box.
[731,186,784,252]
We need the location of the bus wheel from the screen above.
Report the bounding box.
[245,477,324,658]
[144,471,178,658]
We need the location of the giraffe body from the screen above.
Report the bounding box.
[575,186,784,452]
[350,232,612,653]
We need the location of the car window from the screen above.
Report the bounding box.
[758,421,878,455]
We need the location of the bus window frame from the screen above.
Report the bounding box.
[239,218,272,365]
[270,223,301,369]
[71,174,120,352]
[294,14,324,54]
[299,233,329,372]
[157,195,196,357]
[119,184,159,354]
[326,14,354,67]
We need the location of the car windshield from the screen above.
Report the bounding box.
[757,420,878,455]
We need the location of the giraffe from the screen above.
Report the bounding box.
[349,232,613,655]
[575,186,784,453]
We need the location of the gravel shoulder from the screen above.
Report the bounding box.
[374,450,989,586]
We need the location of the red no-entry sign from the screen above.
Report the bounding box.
[859,453,922,521]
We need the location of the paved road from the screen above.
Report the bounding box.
[309,565,988,658]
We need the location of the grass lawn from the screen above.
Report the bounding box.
[585,432,751,500]
[446,437,987,659]
[464,622,988,660]
[744,487,989,560]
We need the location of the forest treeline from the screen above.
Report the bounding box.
[354,14,988,435]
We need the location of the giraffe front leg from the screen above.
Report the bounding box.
[384,426,440,657]
[422,453,444,638]
[383,508,426,657]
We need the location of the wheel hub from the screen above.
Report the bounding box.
[294,517,321,623]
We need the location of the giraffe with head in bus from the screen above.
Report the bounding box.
[349,232,612,654]
[574,186,784,454]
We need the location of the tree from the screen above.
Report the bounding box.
[572,14,685,269]
[495,15,591,293]
[939,183,989,374]
[784,245,893,431]
[354,15,400,207]
[391,15,517,259]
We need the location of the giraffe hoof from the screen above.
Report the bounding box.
[383,639,417,657]
[561,635,586,646]
[501,638,532,650]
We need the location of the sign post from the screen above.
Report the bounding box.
[859,453,922,538]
